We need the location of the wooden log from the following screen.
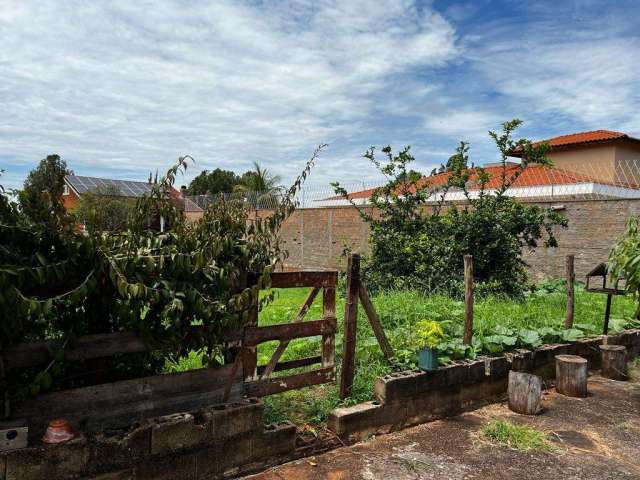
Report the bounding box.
[261,287,320,379]
[463,255,474,345]
[340,254,360,399]
[243,296,259,381]
[565,254,575,329]
[603,293,613,335]
[508,371,543,415]
[555,354,588,397]
[358,283,394,361]
[600,345,628,380]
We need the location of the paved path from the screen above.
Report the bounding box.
[245,374,640,479]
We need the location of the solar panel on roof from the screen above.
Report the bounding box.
[65,175,157,198]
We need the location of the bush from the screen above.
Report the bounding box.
[333,120,567,297]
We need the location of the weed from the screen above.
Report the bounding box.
[482,419,554,451]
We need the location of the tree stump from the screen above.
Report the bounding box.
[600,345,628,381]
[555,355,588,397]
[508,371,543,415]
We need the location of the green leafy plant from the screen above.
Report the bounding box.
[332,119,567,297]
[415,320,445,349]
[482,419,554,451]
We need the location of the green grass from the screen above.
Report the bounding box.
[481,419,554,451]
[165,282,640,427]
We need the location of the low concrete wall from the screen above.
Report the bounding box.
[0,398,296,480]
[328,330,640,442]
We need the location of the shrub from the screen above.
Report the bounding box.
[333,120,567,297]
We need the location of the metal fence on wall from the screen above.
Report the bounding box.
[186,160,640,212]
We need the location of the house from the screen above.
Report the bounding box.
[62,175,203,228]
[317,129,640,206]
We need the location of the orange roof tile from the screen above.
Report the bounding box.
[511,130,640,156]
[336,163,635,200]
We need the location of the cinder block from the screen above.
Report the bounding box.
[207,398,263,440]
[327,401,385,436]
[86,468,135,480]
[510,349,534,372]
[487,356,509,377]
[151,412,209,455]
[195,433,252,478]
[375,371,417,403]
[136,451,197,480]
[252,422,296,460]
[5,435,89,480]
[90,422,151,472]
[465,359,487,384]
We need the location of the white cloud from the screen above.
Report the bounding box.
[0,0,459,189]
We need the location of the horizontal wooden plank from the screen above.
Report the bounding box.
[12,363,244,436]
[245,366,335,397]
[269,271,338,288]
[4,328,244,371]
[256,355,322,375]
[244,319,335,346]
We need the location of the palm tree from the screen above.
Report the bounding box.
[234,162,283,209]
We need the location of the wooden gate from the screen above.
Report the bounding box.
[242,271,338,397]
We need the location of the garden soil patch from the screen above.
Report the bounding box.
[244,372,640,479]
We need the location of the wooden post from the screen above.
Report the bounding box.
[555,354,588,397]
[508,371,543,415]
[463,255,474,346]
[600,345,627,380]
[242,293,259,381]
[358,283,394,361]
[565,254,575,329]
[322,285,336,368]
[603,293,613,336]
[340,254,360,399]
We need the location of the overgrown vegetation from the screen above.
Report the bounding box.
[481,419,554,451]
[71,185,136,233]
[232,283,638,426]
[333,120,567,297]
[0,147,323,403]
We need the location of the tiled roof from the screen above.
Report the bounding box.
[511,130,640,156]
[337,163,633,200]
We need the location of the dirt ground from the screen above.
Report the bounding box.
[244,371,640,480]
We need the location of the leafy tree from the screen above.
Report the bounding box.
[236,162,282,194]
[0,146,324,402]
[71,185,135,233]
[187,168,240,195]
[333,120,567,297]
[18,154,73,230]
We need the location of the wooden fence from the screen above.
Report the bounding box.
[1,270,338,436]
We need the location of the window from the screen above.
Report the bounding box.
[63,184,70,196]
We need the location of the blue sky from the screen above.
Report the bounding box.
[2,0,640,191]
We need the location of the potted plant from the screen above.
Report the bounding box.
[415,320,445,371]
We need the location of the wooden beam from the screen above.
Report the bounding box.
[245,366,334,397]
[463,254,474,346]
[358,283,394,361]
[565,254,575,329]
[340,253,360,399]
[244,319,335,346]
[257,355,322,375]
[268,271,338,289]
[12,364,243,436]
[260,287,320,379]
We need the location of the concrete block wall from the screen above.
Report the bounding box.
[278,199,640,281]
[328,329,640,443]
[0,398,296,480]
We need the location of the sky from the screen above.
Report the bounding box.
[1,0,640,192]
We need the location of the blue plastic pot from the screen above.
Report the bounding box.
[418,347,439,371]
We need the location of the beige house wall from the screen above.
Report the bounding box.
[547,144,617,181]
[614,143,640,185]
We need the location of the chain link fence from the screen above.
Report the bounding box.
[185,160,640,212]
